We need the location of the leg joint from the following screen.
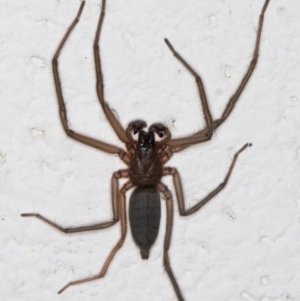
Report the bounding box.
[113,170,123,179]
[163,167,178,176]
[159,183,172,200]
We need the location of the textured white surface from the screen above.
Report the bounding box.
[0,0,299,300]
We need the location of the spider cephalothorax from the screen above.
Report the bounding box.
[129,128,163,187]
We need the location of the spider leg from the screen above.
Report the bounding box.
[94,0,129,144]
[57,180,133,294]
[165,38,213,145]
[163,143,250,216]
[157,146,174,165]
[52,1,128,162]
[157,182,185,301]
[214,0,270,131]
[165,0,270,152]
[21,170,129,233]
[20,213,117,233]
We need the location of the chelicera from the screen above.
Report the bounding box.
[22,0,270,300]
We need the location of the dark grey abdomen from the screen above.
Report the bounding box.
[129,186,161,259]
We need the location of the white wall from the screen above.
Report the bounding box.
[0,0,299,300]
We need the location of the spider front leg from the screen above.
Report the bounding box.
[58,181,133,294]
[165,0,270,152]
[52,1,129,163]
[215,0,270,130]
[94,0,130,144]
[21,170,129,233]
[165,38,213,145]
[163,143,250,216]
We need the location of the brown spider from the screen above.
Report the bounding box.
[21,0,270,300]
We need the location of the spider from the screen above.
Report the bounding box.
[21,0,270,300]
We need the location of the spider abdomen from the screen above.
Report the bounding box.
[129,186,161,260]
